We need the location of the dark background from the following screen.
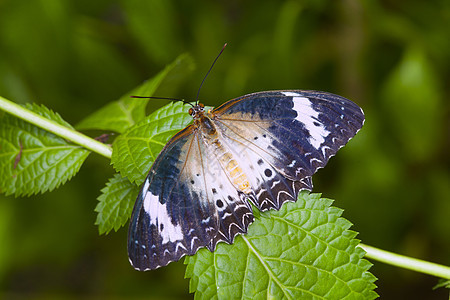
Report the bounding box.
[0,0,449,299]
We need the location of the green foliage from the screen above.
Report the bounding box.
[111,101,194,184]
[1,0,449,298]
[95,174,138,234]
[122,0,182,63]
[76,54,194,133]
[433,279,450,290]
[185,192,377,299]
[380,45,441,162]
[0,103,89,196]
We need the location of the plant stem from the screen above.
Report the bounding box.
[0,96,112,159]
[360,243,450,279]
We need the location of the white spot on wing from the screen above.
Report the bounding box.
[143,191,184,244]
[281,92,330,149]
[142,179,150,194]
[175,242,187,252]
[223,212,232,218]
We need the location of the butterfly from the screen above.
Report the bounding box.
[127,89,364,271]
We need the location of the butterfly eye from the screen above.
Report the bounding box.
[189,108,194,115]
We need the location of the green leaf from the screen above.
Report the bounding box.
[433,279,450,290]
[185,192,378,299]
[76,53,194,133]
[95,174,139,235]
[111,101,193,184]
[0,103,90,196]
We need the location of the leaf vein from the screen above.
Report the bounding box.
[241,236,294,300]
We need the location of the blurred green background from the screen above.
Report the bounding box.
[0,0,449,299]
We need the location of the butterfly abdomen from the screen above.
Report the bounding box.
[199,115,252,194]
[214,141,251,194]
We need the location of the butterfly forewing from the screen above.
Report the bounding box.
[213,90,364,180]
[128,90,364,270]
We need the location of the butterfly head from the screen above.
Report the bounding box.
[189,103,205,120]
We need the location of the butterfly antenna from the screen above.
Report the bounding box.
[195,43,227,105]
[131,95,195,108]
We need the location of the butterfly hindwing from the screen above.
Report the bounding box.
[193,135,254,248]
[202,120,313,211]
